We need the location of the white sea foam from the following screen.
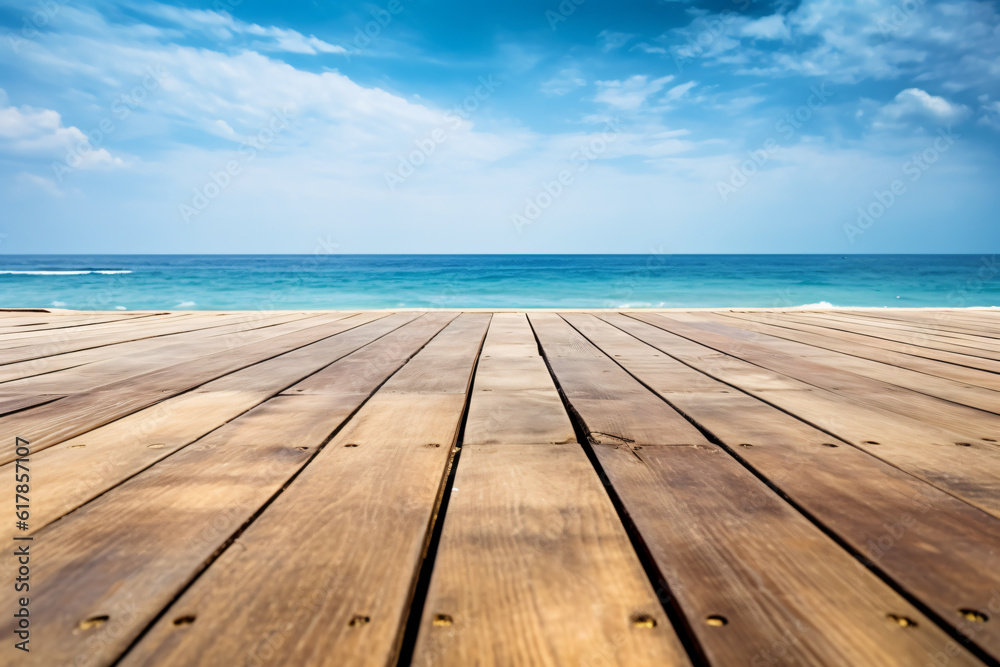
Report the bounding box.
[0,270,132,275]
[176,301,196,307]
[51,301,66,307]
[114,306,127,310]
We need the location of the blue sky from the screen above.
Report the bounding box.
[0,0,998,253]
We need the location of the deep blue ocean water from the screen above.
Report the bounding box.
[0,255,997,310]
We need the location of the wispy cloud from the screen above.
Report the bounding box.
[594,75,675,111]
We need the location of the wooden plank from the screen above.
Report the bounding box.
[594,444,983,667]
[117,314,490,667]
[0,312,197,351]
[846,310,1000,340]
[0,311,157,335]
[532,313,984,666]
[823,308,1000,340]
[831,311,1000,347]
[572,312,1000,660]
[0,312,250,363]
[5,313,470,667]
[2,313,453,533]
[770,311,1000,372]
[797,312,1000,361]
[0,312,315,385]
[623,311,1000,520]
[0,312,155,336]
[0,312,385,463]
[413,446,692,667]
[523,313,707,445]
[645,313,1000,447]
[0,312,322,392]
[0,393,62,416]
[667,312,1000,415]
[462,312,576,445]
[411,313,689,665]
[721,311,1000,382]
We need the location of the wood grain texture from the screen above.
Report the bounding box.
[527,312,708,445]
[463,312,576,445]
[0,309,993,667]
[0,313,441,532]
[413,445,692,667]
[593,443,983,667]
[120,314,490,667]
[0,393,62,416]
[0,312,317,385]
[713,310,1000,392]
[658,312,1000,429]
[7,395,358,667]
[412,315,689,665]
[577,312,1000,660]
[0,312,154,337]
[845,310,1000,340]
[0,312,381,463]
[796,312,1000,361]
[544,313,984,666]
[0,312,192,349]
[719,311,1000,383]
[5,315,466,666]
[0,312,322,392]
[625,311,1000,519]
[0,312,209,357]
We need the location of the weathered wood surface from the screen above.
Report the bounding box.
[0,309,996,667]
[411,314,690,666]
[624,312,1000,520]
[537,313,984,666]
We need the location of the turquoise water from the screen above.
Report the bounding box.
[0,255,997,310]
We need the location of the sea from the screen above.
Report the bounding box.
[0,255,996,310]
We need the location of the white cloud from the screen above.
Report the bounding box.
[595,75,675,110]
[541,69,586,96]
[2,0,996,256]
[879,88,970,125]
[0,94,122,169]
[598,30,633,52]
[244,25,347,55]
[978,96,1000,130]
[662,0,1000,88]
[664,81,697,102]
[131,2,347,55]
[741,15,790,41]
[632,43,668,55]
[16,172,64,197]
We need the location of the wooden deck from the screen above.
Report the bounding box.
[1,308,999,666]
